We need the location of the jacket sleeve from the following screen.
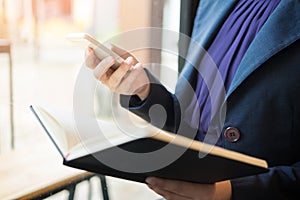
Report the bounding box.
[231,161,300,199]
[120,69,180,133]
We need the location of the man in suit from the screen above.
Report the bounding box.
[86,0,300,199]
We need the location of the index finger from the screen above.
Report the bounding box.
[146,177,213,197]
[93,56,115,80]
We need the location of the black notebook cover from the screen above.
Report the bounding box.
[30,105,268,184]
[64,137,269,184]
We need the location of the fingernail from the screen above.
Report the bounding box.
[104,56,114,63]
[146,177,156,186]
[87,47,93,52]
[125,56,133,64]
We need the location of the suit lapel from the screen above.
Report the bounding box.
[178,0,237,97]
[190,0,237,49]
[226,0,300,98]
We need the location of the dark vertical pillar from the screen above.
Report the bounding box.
[178,0,200,72]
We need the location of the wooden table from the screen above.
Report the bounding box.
[0,146,90,200]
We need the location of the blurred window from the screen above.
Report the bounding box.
[1,1,180,198]
[0,0,180,162]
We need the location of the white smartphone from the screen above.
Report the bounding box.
[65,32,123,70]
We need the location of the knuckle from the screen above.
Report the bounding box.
[100,76,108,84]
[86,54,100,69]
[108,75,120,88]
[107,83,116,91]
[120,62,131,72]
[110,86,116,91]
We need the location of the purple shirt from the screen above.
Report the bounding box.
[185,0,281,144]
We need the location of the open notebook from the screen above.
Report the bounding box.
[30,104,268,184]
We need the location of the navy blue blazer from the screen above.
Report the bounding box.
[121,0,300,199]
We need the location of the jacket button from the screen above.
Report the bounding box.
[224,127,240,142]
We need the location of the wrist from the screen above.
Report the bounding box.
[136,83,150,101]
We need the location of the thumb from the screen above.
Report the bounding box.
[110,43,138,64]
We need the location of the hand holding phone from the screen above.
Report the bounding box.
[66,33,150,100]
[65,32,123,70]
